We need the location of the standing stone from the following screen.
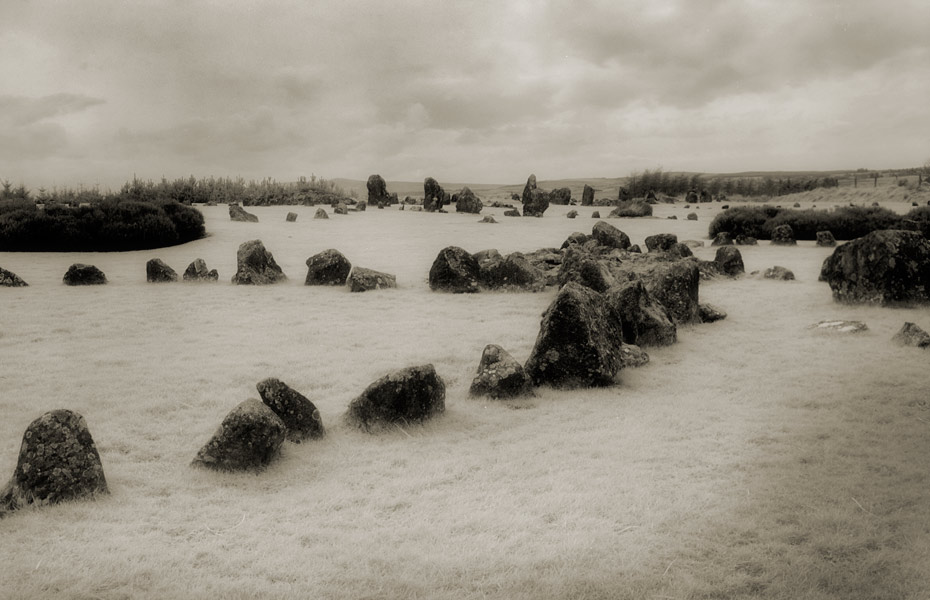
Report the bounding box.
[605,280,677,347]
[63,264,107,286]
[146,258,178,283]
[550,187,572,205]
[429,246,481,293]
[1,410,108,512]
[714,246,745,277]
[183,258,219,281]
[524,282,624,388]
[424,177,445,212]
[645,261,701,324]
[367,174,390,206]
[469,345,533,399]
[231,240,287,285]
[819,229,930,305]
[521,174,550,217]
[305,249,352,286]
[582,185,595,206]
[229,204,259,222]
[771,224,797,245]
[256,378,325,442]
[892,322,930,348]
[192,399,286,471]
[286,212,298,222]
[591,211,600,218]
[346,365,446,431]
[314,208,329,219]
[591,220,631,250]
[816,230,837,247]
[347,267,396,292]
[454,187,483,214]
[0,266,28,287]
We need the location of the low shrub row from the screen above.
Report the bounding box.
[708,205,927,241]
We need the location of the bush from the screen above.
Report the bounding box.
[708,205,904,241]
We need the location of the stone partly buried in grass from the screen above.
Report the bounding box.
[604,279,677,347]
[469,345,533,400]
[524,282,625,388]
[819,229,930,306]
[229,203,259,222]
[1,409,108,513]
[63,263,107,285]
[892,322,930,348]
[347,267,396,292]
[183,258,218,281]
[429,246,480,293]
[231,239,287,285]
[0,266,28,287]
[305,249,352,286]
[192,399,286,471]
[256,378,325,442]
[345,364,446,431]
[146,258,178,283]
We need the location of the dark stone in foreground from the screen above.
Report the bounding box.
[347,267,396,292]
[605,280,677,347]
[454,187,483,214]
[643,260,701,325]
[183,258,219,281]
[192,399,286,471]
[256,378,325,442]
[524,282,623,388]
[63,264,107,286]
[229,204,259,222]
[771,224,797,245]
[305,249,352,286]
[346,365,446,431]
[469,345,533,399]
[231,240,287,285]
[582,184,595,206]
[592,220,631,250]
[429,246,480,293]
[424,177,445,212]
[0,266,27,287]
[714,246,745,277]
[367,174,390,206]
[146,258,178,283]
[819,230,930,306]
[892,322,930,348]
[478,252,546,292]
[645,233,678,253]
[1,410,108,512]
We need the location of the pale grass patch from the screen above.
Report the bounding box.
[1,203,929,599]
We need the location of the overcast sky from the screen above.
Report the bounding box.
[1,0,928,189]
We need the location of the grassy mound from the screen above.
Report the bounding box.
[708,205,916,241]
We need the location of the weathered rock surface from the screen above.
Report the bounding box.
[347,267,396,292]
[698,303,727,323]
[640,260,701,325]
[305,249,352,286]
[429,246,480,293]
[314,208,329,219]
[714,246,745,277]
[63,264,107,286]
[367,174,391,206]
[591,211,600,218]
[424,177,445,212]
[711,232,734,246]
[256,378,325,442]
[557,246,618,292]
[146,258,178,283]
[286,212,298,222]
[816,230,837,247]
[478,252,546,292]
[609,200,653,218]
[333,203,348,215]
[231,240,287,285]
[734,235,758,245]
[605,279,677,347]
[0,266,28,287]
[819,230,930,305]
[454,187,483,214]
[1,410,107,512]
[582,185,595,206]
[345,365,445,431]
[771,224,797,245]
[524,282,624,388]
[183,258,218,281]
[892,322,930,348]
[192,399,286,471]
[618,343,650,368]
[521,174,549,217]
[591,220,631,250]
[645,233,678,253]
[550,187,572,205]
[764,266,795,280]
[229,204,259,222]
[469,345,533,399]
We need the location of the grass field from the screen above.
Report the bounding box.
[1,197,929,599]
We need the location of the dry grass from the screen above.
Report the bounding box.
[1,202,929,599]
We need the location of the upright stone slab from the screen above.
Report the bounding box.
[771,224,797,245]
[424,177,445,212]
[469,345,533,399]
[591,221,631,250]
[256,378,325,442]
[714,246,745,277]
[231,240,287,285]
[605,280,677,347]
[367,174,390,206]
[454,187,483,214]
[346,365,446,431]
[183,258,219,281]
[582,184,595,206]
[146,258,178,283]
[429,246,480,293]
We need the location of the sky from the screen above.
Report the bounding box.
[1,0,928,190]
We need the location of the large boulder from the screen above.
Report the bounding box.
[892,322,930,348]
[191,399,286,471]
[0,266,28,287]
[305,249,352,286]
[347,267,397,292]
[63,264,107,286]
[183,258,219,281]
[591,220,631,250]
[256,378,325,442]
[424,177,445,212]
[643,260,701,324]
[644,233,678,253]
[229,204,259,222]
[478,252,546,292]
[345,364,446,431]
[524,282,624,388]
[469,345,533,399]
[454,187,483,214]
[1,410,108,512]
[605,279,677,347]
[366,174,390,206]
[231,240,287,285]
[581,184,595,206]
[609,200,653,218]
[521,174,549,217]
[714,246,745,277]
[771,224,797,245]
[429,246,480,293]
[550,187,572,205]
[819,229,930,305]
[146,258,178,283]
[557,246,617,292]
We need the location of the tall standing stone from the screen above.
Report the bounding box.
[231,240,287,285]
[424,177,445,212]
[581,185,595,206]
[367,174,390,206]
